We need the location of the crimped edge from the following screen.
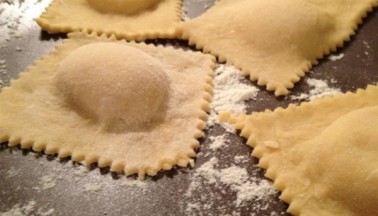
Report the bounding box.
[0,31,216,180]
[178,1,378,96]
[219,84,378,214]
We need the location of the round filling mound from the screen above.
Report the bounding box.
[54,42,169,130]
[87,0,161,15]
[306,106,378,215]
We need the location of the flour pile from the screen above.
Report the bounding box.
[207,64,259,131]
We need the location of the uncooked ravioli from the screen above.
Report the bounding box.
[180,0,377,96]
[37,0,182,40]
[219,85,378,215]
[0,32,215,179]
[87,0,161,15]
[54,42,170,130]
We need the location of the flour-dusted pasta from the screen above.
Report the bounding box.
[180,0,377,96]
[220,85,378,215]
[0,32,215,179]
[37,0,182,41]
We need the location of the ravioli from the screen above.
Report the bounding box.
[219,85,378,215]
[37,0,182,41]
[0,32,215,179]
[180,0,377,96]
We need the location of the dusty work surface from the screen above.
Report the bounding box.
[0,1,377,215]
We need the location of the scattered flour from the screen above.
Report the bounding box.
[211,64,259,114]
[6,166,21,178]
[207,64,259,132]
[0,200,36,216]
[207,110,236,133]
[120,177,148,189]
[181,5,190,21]
[0,0,51,45]
[234,155,250,164]
[40,174,59,190]
[198,64,273,214]
[362,40,371,49]
[328,53,344,61]
[15,46,22,52]
[209,134,228,151]
[0,200,55,216]
[291,78,341,101]
[0,60,6,69]
[33,174,61,191]
[0,59,7,88]
[83,182,103,193]
[37,208,55,216]
[73,165,89,182]
[183,156,278,215]
[220,166,275,207]
[0,59,6,68]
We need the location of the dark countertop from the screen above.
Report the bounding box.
[0,1,377,216]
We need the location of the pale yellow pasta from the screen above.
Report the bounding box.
[220,85,378,215]
[37,0,181,40]
[0,32,215,179]
[180,0,377,96]
[87,0,161,15]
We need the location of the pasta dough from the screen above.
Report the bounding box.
[87,0,161,15]
[54,42,170,130]
[0,32,215,179]
[180,0,377,96]
[37,0,181,41]
[219,85,378,215]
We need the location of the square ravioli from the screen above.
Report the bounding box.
[180,0,377,96]
[37,0,182,40]
[0,32,215,179]
[220,85,378,215]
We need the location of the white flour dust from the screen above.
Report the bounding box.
[291,78,341,101]
[220,165,275,207]
[208,134,228,151]
[207,64,259,132]
[120,177,148,189]
[72,165,90,182]
[182,156,279,215]
[83,182,103,193]
[0,200,36,216]
[234,155,250,164]
[0,0,50,46]
[181,5,190,21]
[0,200,55,216]
[5,166,21,178]
[39,174,59,190]
[192,63,274,215]
[33,174,62,192]
[328,53,344,61]
[211,64,259,114]
[0,59,7,88]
